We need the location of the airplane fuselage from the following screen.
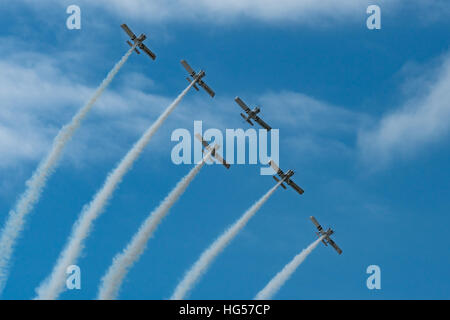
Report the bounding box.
[284,170,295,180]
[245,107,261,121]
[127,34,146,51]
[276,169,295,184]
[310,216,342,254]
[194,70,206,81]
[135,34,146,44]
[316,228,334,246]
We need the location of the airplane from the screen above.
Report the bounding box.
[181,60,215,98]
[195,134,230,169]
[310,216,343,255]
[121,24,156,60]
[268,160,304,195]
[234,97,272,131]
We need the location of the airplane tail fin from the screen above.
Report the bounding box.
[316,232,328,246]
[204,145,219,161]
[240,113,254,125]
[186,77,200,91]
[126,40,140,54]
[195,134,230,169]
[273,176,287,189]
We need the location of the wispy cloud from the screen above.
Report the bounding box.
[21,0,399,25]
[0,44,365,171]
[3,43,449,178]
[0,48,170,169]
[256,91,368,159]
[358,54,450,167]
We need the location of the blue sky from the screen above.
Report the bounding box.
[0,0,449,299]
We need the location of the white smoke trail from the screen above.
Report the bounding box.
[35,81,196,300]
[170,182,281,300]
[0,46,136,294]
[98,151,213,300]
[254,236,324,300]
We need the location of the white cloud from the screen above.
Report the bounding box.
[0,43,365,173]
[0,49,170,169]
[256,91,367,158]
[358,54,450,166]
[21,0,397,25]
[258,91,364,133]
[0,58,81,167]
[4,42,449,178]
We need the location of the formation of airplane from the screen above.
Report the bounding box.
[195,134,230,169]
[120,22,342,256]
[268,160,304,195]
[234,97,271,131]
[181,60,215,98]
[121,24,157,60]
[310,216,343,255]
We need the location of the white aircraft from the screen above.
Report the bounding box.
[121,24,156,60]
[195,134,230,169]
[181,60,215,98]
[310,216,343,255]
[234,97,271,131]
[268,160,304,195]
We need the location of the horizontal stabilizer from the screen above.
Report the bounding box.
[273,176,287,189]
[240,113,254,125]
[126,40,140,54]
[195,134,230,169]
[203,145,220,160]
[186,77,200,91]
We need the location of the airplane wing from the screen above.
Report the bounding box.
[310,216,323,230]
[286,179,305,195]
[121,24,136,40]
[199,81,215,98]
[139,44,156,60]
[328,238,343,255]
[195,134,230,169]
[234,97,251,113]
[254,115,272,131]
[181,60,196,77]
[268,160,283,176]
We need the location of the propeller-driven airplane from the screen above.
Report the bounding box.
[310,216,342,255]
[121,24,156,60]
[181,60,215,98]
[268,160,304,195]
[195,134,230,169]
[234,97,272,131]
